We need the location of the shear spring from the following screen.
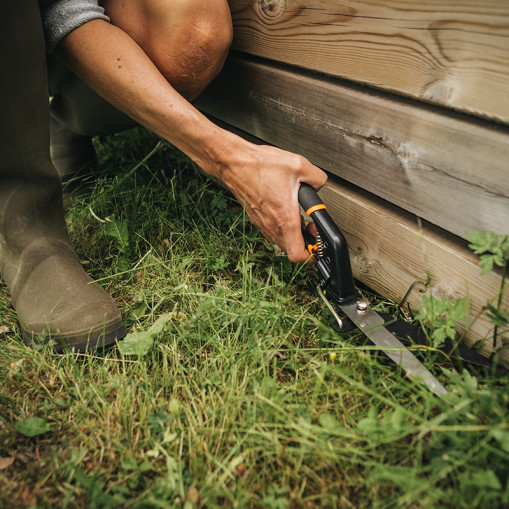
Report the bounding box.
[316,232,325,257]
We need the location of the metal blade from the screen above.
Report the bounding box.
[340,299,448,397]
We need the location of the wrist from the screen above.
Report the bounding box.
[188,126,248,181]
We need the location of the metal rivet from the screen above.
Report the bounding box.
[356,300,369,313]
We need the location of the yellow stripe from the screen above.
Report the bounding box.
[305,204,326,216]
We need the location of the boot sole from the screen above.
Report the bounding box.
[21,322,127,353]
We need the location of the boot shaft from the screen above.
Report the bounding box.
[0,2,57,181]
[0,2,126,351]
[0,1,68,286]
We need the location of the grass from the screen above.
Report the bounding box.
[0,128,508,508]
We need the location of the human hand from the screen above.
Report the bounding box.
[214,138,327,263]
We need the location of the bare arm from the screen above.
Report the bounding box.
[55,19,327,262]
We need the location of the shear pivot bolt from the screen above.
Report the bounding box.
[356,300,369,313]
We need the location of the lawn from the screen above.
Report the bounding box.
[0,129,508,508]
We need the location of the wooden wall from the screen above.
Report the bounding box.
[198,57,509,241]
[229,0,509,124]
[196,1,509,361]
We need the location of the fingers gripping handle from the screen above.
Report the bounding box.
[299,183,325,255]
[299,183,326,256]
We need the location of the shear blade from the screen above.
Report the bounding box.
[340,299,448,397]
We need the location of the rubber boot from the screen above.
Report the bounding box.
[0,2,126,352]
[49,115,98,207]
[48,53,136,202]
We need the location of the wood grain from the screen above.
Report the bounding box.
[204,114,509,360]
[203,113,509,358]
[196,57,509,240]
[228,0,509,123]
[320,175,509,362]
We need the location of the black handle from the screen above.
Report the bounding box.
[298,183,357,303]
[298,183,324,213]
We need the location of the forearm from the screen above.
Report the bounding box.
[55,19,238,177]
[55,17,328,262]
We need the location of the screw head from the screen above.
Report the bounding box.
[356,300,369,313]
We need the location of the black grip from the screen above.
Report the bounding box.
[298,183,358,303]
[298,183,323,213]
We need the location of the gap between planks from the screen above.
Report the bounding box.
[199,116,509,361]
[196,56,509,241]
[320,175,508,362]
[228,0,509,124]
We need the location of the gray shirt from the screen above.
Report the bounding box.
[40,0,109,52]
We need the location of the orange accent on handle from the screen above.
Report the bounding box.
[305,204,327,216]
[307,244,318,256]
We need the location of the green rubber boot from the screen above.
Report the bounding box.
[48,53,135,201]
[0,2,126,352]
[49,115,98,207]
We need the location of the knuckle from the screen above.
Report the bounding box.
[286,250,298,263]
[287,250,306,263]
[294,154,307,171]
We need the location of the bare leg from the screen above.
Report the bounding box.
[53,5,327,263]
[101,0,233,101]
[50,0,232,136]
[50,0,232,187]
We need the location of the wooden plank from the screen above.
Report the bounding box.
[203,117,508,360]
[196,57,509,241]
[228,0,509,123]
[320,176,509,362]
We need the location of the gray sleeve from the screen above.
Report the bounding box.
[41,0,110,53]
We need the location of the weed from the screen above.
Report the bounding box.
[416,294,470,348]
[416,231,508,361]
[467,231,509,351]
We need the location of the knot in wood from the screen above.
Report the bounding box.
[353,247,372,273]
[257,0,286,20]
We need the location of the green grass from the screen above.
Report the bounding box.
[0,129,508,508]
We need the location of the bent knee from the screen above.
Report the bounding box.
[154,2,233,98]
[104,0,233,99]
[157,16,233,98]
